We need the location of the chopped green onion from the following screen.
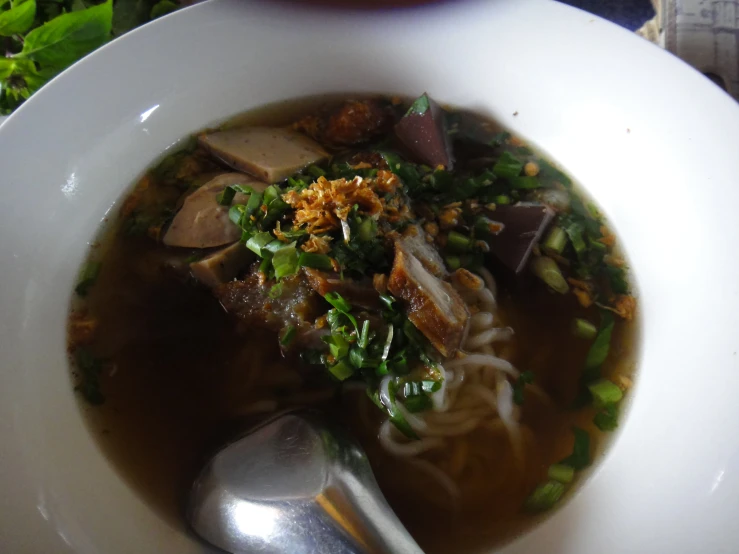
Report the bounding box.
[358,218,377,242]
[603,265,630,295]
[421,380,441,393]
[588,379,623,407]
[585,312,615,370]
[389,352,409,375]
[75,261,102,297]
[246,232,273,256]
[559,427,591,470]
[474,216,504,236]
[530,256,569,294]
[324,292,352,313]
[263,185,282,205]
[588,238,607,253]
[264,240,286,255]
[525,481,565,512]
[445,256,461,271]
[447,231,473,253]
[594,403,619,431]
[329,360,354,381]
[547,464,575,484]
[403,381,422,397]
[572,318,597,340]
[407,93,430,116]
[510,176,540,189]
[564,221,587,257]
[307,165,325,178]
[403,380,442,399]
[404,395,432,412]
[298,252,333,271]
[258,254,272,274]
[244,191,263,219]
[324,292,359,332]
[379,294,395,310]
[232,184,255,195]
[229,204,245,225]
[272,243,299,279]
[268,283,283,299]
[280,326,297,346]
[381,326,394,360]
[259,252,272,276]
[492,151,523,179]
[543,226,568,255]
[216,186,236,206]
[537,159,572,188]
[359,320,371,349]
[381,379,419,439]
[349,347,366,368]
[376,360,389,376]
[325,333,350,359]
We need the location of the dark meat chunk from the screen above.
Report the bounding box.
[190,242,254,289]
[303,268,381,311]
[216,270,321,333]
[199,127,329,183]
[446,110,502,169]
[394,93,454,170]
[484,203,555,274]
[388,239,469,357]
[294,99,396,146]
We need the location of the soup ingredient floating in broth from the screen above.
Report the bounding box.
[68,93,638,536]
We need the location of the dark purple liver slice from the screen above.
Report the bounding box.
[485,203,555,274]
[394,93,454,169]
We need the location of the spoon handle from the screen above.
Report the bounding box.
[333,469,425,554]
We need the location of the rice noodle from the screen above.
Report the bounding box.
[477,267,497,297]
[470,311,494,330]
[445,353,519,377]
[430,363,448,411]
[478,287,496,311]
[379,420,445,456]
[379,375,393,409]
[496,379,524,462]
[464,327,514,350]
[375,268,528,509]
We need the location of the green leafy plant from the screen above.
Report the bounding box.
[0,0,183,114]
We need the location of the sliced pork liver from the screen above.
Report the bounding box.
[395,93,454,170]
[199,127,329,183]
[485,203,555,274]
[190,242,254,289]
[163,173,266,249]
[388,239,469,357]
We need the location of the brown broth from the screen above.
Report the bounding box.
[69,97,638,553]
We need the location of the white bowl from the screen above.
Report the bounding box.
[2,0,739,552]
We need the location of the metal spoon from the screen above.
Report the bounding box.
[187,409,424,554]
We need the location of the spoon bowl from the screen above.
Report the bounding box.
[187,410,423,554]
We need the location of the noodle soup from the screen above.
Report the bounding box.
[68,94,637,552]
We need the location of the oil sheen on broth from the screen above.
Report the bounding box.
[68,94,638,553]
